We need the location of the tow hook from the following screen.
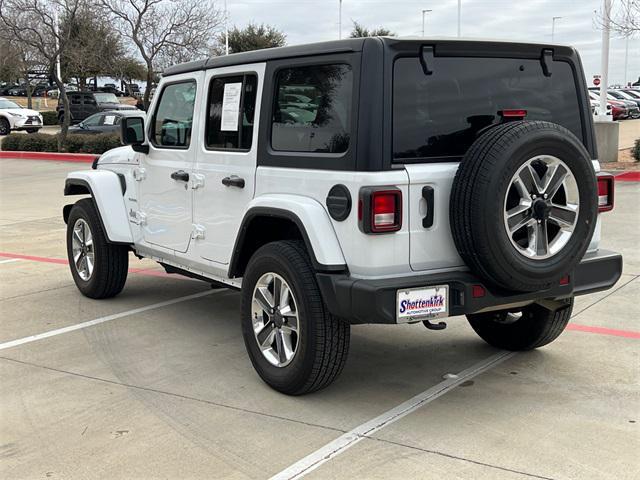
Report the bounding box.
[423,319,447,330]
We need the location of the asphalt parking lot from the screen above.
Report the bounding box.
[1,159,638,480]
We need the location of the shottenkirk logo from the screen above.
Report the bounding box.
[399,295,445,314]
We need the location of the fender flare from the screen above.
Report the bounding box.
[64,170,133,244]
[229,194,347,277]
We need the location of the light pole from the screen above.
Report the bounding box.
[598,0,611,118]
[551,16,562,42]
[339,0,343,39]
[422,9,432,37]
[457,0,461,37]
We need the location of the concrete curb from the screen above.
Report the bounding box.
[0,151,96,163]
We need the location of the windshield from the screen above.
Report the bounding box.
[93,93,119,104]
[0,99,21,109]
[393,56,584,160]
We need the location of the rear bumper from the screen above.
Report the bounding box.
[316,249,623,325]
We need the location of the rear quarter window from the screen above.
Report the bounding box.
[393,57,584,161]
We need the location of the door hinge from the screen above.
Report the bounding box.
[130,210,147,225]
[191,224,206,240]
[133,167,146,181]
[191,173,205,190]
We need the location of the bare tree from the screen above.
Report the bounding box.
[0,0,83,149]
[100,0,223,108]
[595,0,639,37]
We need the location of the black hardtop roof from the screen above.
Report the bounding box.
[163,37,577,77]
[164,38,367,77]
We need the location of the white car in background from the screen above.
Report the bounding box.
[0,97,43,135]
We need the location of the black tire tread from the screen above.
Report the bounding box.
[450,121,596,291]
[67,198,128,299]
[241,240,350,395]
[467,298,573,351]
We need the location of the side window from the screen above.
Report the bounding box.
[83,114,103,126]
[83,95,95,105]
[71,95,81,105]
[152,80,196,148]
[205,74,258,150]
[271,64,352,153]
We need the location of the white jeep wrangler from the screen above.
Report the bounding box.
[63,38,622,395]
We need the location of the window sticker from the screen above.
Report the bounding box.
[220,82,242,131]
[104,115,116,125]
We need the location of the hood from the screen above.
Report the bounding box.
[2,108,41,117]
[99,103,136,110]
[96,145,138,165]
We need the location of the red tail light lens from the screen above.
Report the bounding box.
[359,188,402,234]
[499,109,527,119]
[597,173,614,212]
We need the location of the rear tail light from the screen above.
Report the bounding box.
[499,109,527,119]
[359,187,402,233]
[597,173,614,212]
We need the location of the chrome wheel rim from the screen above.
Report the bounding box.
[503,155,579,260]
[71,219,95,281]
[251,273,300,367]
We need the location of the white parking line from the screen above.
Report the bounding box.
[270,351,515,480]
[0,290,218,351]
[0,258,21,265]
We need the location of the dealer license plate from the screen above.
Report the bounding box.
[397,285,448,323]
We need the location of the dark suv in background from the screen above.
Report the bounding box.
[57,91,136,124]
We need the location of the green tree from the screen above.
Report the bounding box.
[218,23,286,54]
[60,3,124,90]
[349,21,394,38]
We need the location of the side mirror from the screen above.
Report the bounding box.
[120,116,149,153]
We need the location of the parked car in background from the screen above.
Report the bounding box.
[7,85,27,96]
[0,97,43,135]
[0,84,20,95]
[589,87,640,119]
[610,89,640,110]
[124,83,141,97]
[68,110,144,135]
[94,85,124,97]
[57,91,137,124]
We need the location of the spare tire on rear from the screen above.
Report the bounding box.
[449,121,597,292]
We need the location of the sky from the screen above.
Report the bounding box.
[225,0,639,85]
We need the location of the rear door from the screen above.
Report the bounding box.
[192,63,264,266]
[392,53,588,271]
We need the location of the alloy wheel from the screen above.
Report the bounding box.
[251,272,300,367]
[503,155,579,259]
[71,218,95,281]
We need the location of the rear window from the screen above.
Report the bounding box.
[393,57,584,161]
[271,63,353,154]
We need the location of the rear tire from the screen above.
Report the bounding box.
[467,298,573,351]
[66,198,129,299]
[26,128,39,134]
[241,240,350,395]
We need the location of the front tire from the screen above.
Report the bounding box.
[66,198,129,299]
[467,298,573,351]
[0,117,10,136]
[241,241,350,395]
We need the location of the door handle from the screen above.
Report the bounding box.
[171,170,189,182]
[221,175,245,188]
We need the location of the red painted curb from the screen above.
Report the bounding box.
[0,151,97,163]
[614,171,640,182]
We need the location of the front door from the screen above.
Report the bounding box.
[138,75,201,253]
[193,64,264,266]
